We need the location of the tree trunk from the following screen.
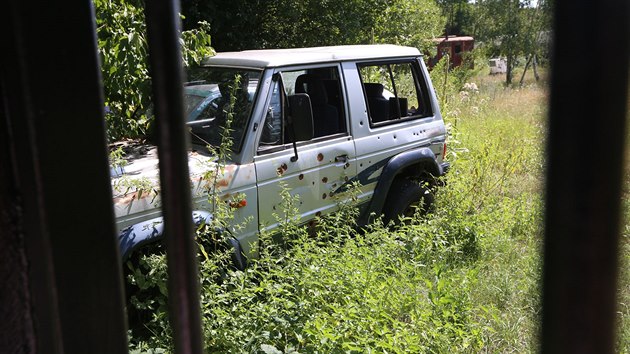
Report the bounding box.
[520,54,534,86]
[533,54,540,81]
[506,54,514,86]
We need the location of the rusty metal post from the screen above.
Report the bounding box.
[541,0,629,353]
[144,1,204,353]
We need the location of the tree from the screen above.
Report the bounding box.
[472,0,551,85]
[517,0,552,85]
[181,0,444,52]
[435,0,475,36]
[181,0,265,51]
[373,0,445,51]
[94,0,214,140]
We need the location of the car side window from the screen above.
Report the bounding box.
[358,61,432,126]
[258,82,283,148]
[258,66,346,153]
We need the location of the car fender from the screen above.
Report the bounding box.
[118,210,247,269]
[361,147,442,224]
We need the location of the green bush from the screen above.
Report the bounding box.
[94,0,214,141]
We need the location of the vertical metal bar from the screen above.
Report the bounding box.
[2,0,129,353]
[1,73,38,354]
[144,1,204,353]
[1,4,64,353]
[541,0,629,353]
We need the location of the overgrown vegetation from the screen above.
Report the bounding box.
[94,0,214,141]
[182,0,444,52]
[123,64,553,353]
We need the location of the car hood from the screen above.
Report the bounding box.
[110,142,222,216]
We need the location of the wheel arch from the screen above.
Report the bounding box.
[360,147,441,224]
[118,210,247,269]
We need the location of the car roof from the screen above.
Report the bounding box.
[201,45,421,69]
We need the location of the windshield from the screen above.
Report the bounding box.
[185,67,262,152]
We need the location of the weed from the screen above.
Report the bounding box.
[127,70,552,353]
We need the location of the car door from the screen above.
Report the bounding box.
[253,65,357,233]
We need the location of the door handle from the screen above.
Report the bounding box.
[335,154,348,163]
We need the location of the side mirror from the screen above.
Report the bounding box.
[288,93,314,142]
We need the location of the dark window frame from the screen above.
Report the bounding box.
[256,64,348,156]
[357,58,433,128]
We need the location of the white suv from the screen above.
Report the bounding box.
[113,45,449,267]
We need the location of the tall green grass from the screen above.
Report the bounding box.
[129,69,558,353]
[429,66,546,352]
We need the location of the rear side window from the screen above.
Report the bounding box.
[358,60,432,126]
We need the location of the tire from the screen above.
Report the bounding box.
[382,178,434,223]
